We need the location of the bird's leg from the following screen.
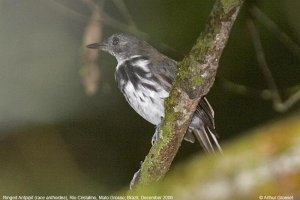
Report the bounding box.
[151,125,161,145]
[129,161,143,189]
[151,117,164,145]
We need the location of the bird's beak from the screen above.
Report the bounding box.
[86,42,107,50]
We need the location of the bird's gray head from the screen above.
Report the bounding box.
[87,33,153,62]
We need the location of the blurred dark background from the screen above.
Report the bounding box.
[0,0,299,195]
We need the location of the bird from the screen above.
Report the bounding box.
[87,33,222,153]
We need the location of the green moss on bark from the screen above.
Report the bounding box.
[133,0,245,188]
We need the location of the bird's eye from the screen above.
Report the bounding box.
[112,37,119,45]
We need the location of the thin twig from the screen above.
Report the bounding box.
[46,0,179,57]
[219,77,273,100]
[247,19,283,106]
[246,10,300,112]
[46,0,88,22]
[112,0,137,28]
[250,6,300,59]
[220,77,300,110]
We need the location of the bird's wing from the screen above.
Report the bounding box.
[151,56,222,152]
[151,57,177,92]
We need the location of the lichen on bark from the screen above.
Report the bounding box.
[133,0,245,189]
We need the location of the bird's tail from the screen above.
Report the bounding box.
[184,97,222,153]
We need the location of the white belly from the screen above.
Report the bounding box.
[122,81,168,125]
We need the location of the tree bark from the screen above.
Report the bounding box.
[134,0,245,188]
[130,114,300,199]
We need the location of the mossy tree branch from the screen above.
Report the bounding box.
[132,114,300,198]
[134,0,245,188]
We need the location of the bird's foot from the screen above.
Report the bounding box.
[130,161,143,190]
[151,122,163,145]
